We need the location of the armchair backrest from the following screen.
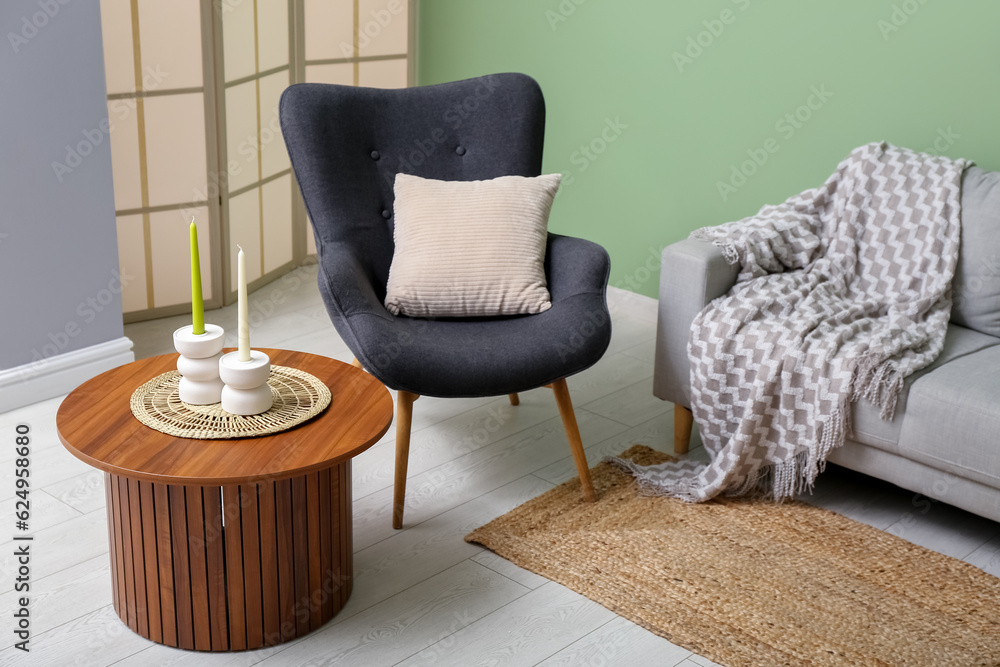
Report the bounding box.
[279,73,546,296]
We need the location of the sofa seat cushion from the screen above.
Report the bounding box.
[896,343,1000,489]
[850,324,999,452]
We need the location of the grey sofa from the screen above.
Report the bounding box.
[654,166,1000,523]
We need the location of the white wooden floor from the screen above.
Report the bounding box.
[3,264,999,667]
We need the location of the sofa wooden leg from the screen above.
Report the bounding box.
[393,391,418,529]
[350,357,363,369]
[549,379,596,502]
[674,404,693,455]
[508,393,519,406]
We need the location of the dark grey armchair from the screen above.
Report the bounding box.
[280,73,611,528]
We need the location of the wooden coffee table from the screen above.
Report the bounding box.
[56,349,392,652]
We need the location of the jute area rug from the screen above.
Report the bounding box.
[466,446,1000,666]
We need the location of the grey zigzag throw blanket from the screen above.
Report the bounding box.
[611,142,970,502]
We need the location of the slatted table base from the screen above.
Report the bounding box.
[103,463,353,651]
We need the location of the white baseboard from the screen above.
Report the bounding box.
[606,286,658,323]
[0,337,135,413]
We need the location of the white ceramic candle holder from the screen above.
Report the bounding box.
[173,324,225,405]
[219,350,273,415]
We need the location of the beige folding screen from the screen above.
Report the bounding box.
[101,0,412,321]
[300,0,411,256]
[218,0,296,298]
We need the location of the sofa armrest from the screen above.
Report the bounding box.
[653,238,740,407]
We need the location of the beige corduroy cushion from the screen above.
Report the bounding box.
[384,173,560,317]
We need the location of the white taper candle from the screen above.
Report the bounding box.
[237,245,251,362]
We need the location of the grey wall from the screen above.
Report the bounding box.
[0,0,123,370]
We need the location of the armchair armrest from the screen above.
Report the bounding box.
[653,238,740,407]
[315,242,394,363]
[316,243,388,319]
[545,233,611,302]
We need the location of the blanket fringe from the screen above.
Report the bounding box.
[603,456,711,503]
[606,398,854,504]
[730,355,903,501]
[851,354,904,421]
[726,450,811,501]
[731,402,848,502]
[690,227,740,265]
[605,403,849,503]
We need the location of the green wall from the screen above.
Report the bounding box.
[417,0,1000,297]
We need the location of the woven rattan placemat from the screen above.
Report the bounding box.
[467,445,1000,666]
[130,365,331,439]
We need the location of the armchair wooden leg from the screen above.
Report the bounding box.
[351,357,363,369]
[549,379,596,502]
[508,393,519,406]
[674,404,693,455]
[393,391,418,529]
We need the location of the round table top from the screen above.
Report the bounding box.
[57,349,393,486]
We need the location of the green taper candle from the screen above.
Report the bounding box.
[190,219,205,335]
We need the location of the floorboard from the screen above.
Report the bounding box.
[537,616,692,666]
[394,582,616,667]
[259,560,529,666]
